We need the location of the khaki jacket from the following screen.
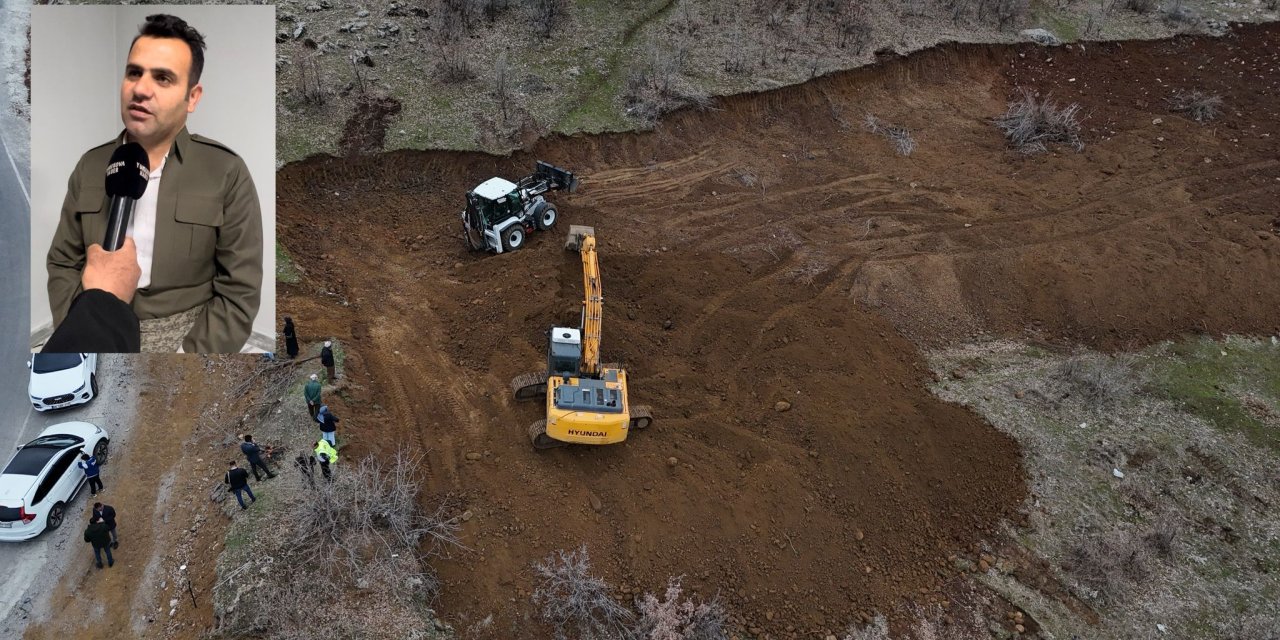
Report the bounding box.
[47,127,262,353]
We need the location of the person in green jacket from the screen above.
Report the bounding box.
[46,14,262,353]
[304,373,322,420]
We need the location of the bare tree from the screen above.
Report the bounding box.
[528,0,568,38]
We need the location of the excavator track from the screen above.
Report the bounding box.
[528,420,567,449]
[629,405,653,430]
[512,371,549,400]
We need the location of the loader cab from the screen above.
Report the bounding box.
[547,327,582,378]
[467,177,522,226]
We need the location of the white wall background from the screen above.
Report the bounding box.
[30,5,276,348]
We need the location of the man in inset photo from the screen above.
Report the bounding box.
[34,8,275,353]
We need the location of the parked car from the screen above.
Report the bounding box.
[0,422,109,541]
[28,353,97,412]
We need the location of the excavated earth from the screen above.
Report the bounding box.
[277,24,1280,637]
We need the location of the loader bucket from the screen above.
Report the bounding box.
[536,160,579,193]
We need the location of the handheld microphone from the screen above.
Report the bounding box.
[103,143,150,251]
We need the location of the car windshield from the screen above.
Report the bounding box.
[32,352,82,374]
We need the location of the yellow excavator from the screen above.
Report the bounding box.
[512,226,653,449]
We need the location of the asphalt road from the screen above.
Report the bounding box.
[0,356,135,635]
[1,123,31,432]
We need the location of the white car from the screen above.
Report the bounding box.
[28,352,98,411]
[0,422,110,541]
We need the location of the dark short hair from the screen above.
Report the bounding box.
[228,460,236,466]
[243,434,253,442]
[93,502,102,509]
[132,14,207,88]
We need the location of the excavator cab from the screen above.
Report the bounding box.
[547,328,582,378]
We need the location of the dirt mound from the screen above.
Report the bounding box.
[277,24,1280,636]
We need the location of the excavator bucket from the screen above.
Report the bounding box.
[536,160,579,193]
[565,225,595,251]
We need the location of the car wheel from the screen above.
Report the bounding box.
[93,439,109,466]
[47,502,66,531]
[90,373,98,398]
[502,225,526,252]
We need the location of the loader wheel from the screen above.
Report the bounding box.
[502,225,526,252]
[536,204,558,231]
[528,420,567,450]
[512,371,549,400]
[629,405,653,430]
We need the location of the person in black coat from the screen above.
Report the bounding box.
[282,316,299,359]
[240,434,277,481]
[316,404,339,446]
[320,340,336,381]
[84,515,114,568]
[92,502,118,548]
[224,461,256,510]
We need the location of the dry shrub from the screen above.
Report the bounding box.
[1143,513,1178,559]
[1162,0,1198,25]
[1122,0,1157,13]
[525,0,568,37]
[633,577,729,640]
[1052,353,1140,407]
[624,43,713,126]
[532,545,633,640]
[214,449,462,640]
[1066,528,1154,602]
[1168,90,1224,122]
[993,90,1084,153]
[841,614,889,640]
[863,114,917,156]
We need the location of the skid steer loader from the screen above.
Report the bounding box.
[461,161,579,254]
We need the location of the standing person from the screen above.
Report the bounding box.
[223,461,255,510]
[314,438,338,480]
[283,316,299,359]
[316,404,339,446]
[93,502,119,548]
[304,373,322,420]
[320,340,336,381]
[45,13,263,353]
[78,452,104,496]
[84,515,114,568]
[240,434,276,480]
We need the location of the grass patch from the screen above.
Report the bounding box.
[276,241,301,285]
[1144,336,1280,453]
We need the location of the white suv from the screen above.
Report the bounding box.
[28,353,98,412]
[0,422,110,541]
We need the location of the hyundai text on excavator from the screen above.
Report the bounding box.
[511,226,653,449]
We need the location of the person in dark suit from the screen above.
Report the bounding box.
[223,461,255,510]
[84,515,114,568]
[93,502,119,548]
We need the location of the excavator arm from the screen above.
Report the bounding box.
[572,227,603,378]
